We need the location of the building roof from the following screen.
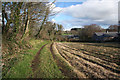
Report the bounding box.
[95,32,118,37]
[95,32,106,36]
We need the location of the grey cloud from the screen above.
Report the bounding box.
[61,0,118,26]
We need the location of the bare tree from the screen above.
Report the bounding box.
[108,25,118,32]
[79,24,102,41]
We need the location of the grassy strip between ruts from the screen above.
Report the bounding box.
[31,43,65,78]
[4,39,49,78]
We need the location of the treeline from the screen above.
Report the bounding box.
[67,24,119,42]
[78,24,102,41]
[2,2,63,41]
[78,24,119,41]
[67,24,103,41]
[2,2,64,76]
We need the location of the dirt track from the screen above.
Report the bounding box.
[50,43,79,78]
[54,42,120,79]
[31,43,48,72]
[29,42,120,78]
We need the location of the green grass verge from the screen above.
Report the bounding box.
[32,44,65,78]
[62,33,72,36]
[4,39,49,78]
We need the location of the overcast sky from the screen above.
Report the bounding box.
[51,0,119,31]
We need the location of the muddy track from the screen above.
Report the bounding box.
[31,43,48,72]
[50,43,78,78]
[55,42,120,79]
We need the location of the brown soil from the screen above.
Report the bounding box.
[55,42,120,79]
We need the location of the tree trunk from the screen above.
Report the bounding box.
[2,6,5,34]
[21,9,30,40]
[35,8,49,38]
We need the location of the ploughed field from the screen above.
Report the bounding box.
[54,42,120,78]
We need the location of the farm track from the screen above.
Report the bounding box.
[31,43,48,72]
[50,43,76,77]
[55,42,120,78]
[50,43,84,78]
